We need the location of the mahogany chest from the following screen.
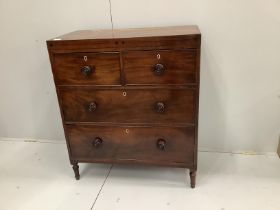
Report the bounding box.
[47,26,201,188]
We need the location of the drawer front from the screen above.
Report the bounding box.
[123,50,197,85]
[67,125,195,164]
[53,53,121,85]
[59,88,196,124]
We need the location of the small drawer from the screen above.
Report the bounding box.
[59,88,196,124]
[123,50,197,85]
[53,52,121,85]
[67,125,195,165]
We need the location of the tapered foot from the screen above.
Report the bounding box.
[72,163,80,180]
[189,170,196,188]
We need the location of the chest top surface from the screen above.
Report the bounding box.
[49,25,200,41]
[47,26,201,52]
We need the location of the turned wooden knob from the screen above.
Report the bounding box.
[81,65,94,76]
[93,137,103,148]
[88,102,97,112]
[154,102,165,113]
[154,63,165,75]
[157,139,166,150]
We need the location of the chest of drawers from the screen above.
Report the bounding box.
[47,26,201,188]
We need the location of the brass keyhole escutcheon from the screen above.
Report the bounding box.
[84,55,87,62]
[125,129,129,134]
[123,91,127,97]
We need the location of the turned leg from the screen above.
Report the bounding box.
[189,169,196,188]
[72,162,80,180]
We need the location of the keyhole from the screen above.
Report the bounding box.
[125,129,129,134]
[157,54,161,60]
[123,91,127,97]
[84,56,87,62]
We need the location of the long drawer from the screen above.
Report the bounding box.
[59,88,196,124]
[53,52,121,85]
[67,125,195,165]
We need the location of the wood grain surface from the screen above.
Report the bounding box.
[59,88,196,124]
[123,49,197,85]
[53,52,121,85]
[67,125,195,165]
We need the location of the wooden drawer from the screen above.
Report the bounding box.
[53,52,121,85]
[59,88,196,124]
[123,50,197,85]
[67,125,195,165]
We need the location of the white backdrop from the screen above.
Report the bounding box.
[0,0,280,152]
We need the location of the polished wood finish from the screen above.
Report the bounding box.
[51,26,200,40]
[53,52,121,85]
[72,162,80,180]
[67,125,195,164]
[47,26,201,188]
[190,170,196,188]
[123,50,197,85]
[59,88,195,124]
[47,26,201,52]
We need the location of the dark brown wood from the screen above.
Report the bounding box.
[50,26,200,40]
[47,26,201,52]
[194,47,201,176]
[59,88,195,124]
[123,50,197,85]
[157,139,166,150]
[53,52,121,85]
[93,137,103,148]
[190,169,196,188]
[81,66,94,76]
[154,102,165,113]
[66,125,195,165]
[47,25,201,188]
[72,162,80,180]
[154,63,165,76]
